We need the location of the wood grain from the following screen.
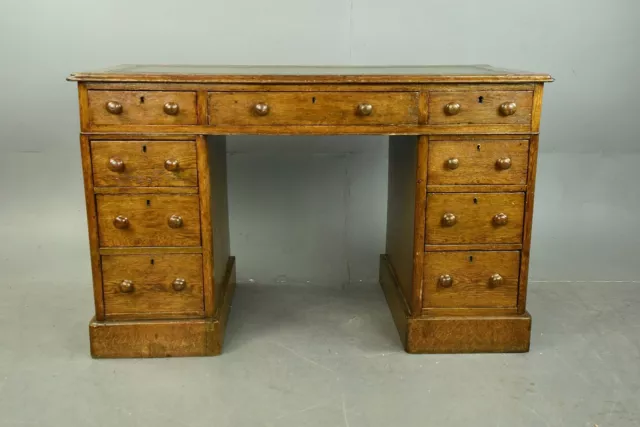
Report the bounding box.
[428,91,533,125]
[425,192,525,244]
[423,251,520,308]
[99,246,202,255]
[428,139,529,185]
[386,136,418,306]
[379,255,409,348]
[411,136,428,315]
[91,140,198,187]
[79,135,104,320]
[425,243,522,251]
[94,187,198,194]
[102,254,204,318]
[196,136,214,316]
[405,313,531,353]
[209,92,419,126]
[427,184,527,193]
[88,90,197,126]
[96,194,201,247]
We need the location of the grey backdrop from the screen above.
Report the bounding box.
[1,0,639,288]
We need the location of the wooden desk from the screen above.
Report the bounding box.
[68,65,552,358]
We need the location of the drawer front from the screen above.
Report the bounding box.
[208,92,419,126]
[428,140,529,185]
[423,251,520,308]
[103,254,204,318]
[426,192,524,244]
[88,91,197,125]
[91,140,198,187]
[97,195,201,247]
[428,90,532,125]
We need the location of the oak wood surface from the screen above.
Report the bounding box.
[379,255,409,348]
[91,140,198,187]
[423,251,520,308]
[425,192,525,244]
[69,64,553,83]
[94,187,198,195]
[426,184,527,193]
[99,246,202,255]
[88,90,197,126]
[96,194,201,247]
[209,92,419,126]
[428,139,529,185]
[102,254,204,318]
[386,136,418,307]
[428,91,533,126]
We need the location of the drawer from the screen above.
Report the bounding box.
[428,90,532,125]
[428,140,529,185]
[426,192,524,244]
[423,251,520,308]
[96,195,201,247]
[87,91,197,125]
[91,140,198,187]
[102,254,204,318]
[208,92,419,126]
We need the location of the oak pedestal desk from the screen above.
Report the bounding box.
[68,65,552,358]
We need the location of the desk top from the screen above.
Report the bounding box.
[68,64,552,84]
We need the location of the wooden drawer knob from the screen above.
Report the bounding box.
[105,101,123,115]
[496,157,512,170]
[499,102,517,116]
[446,158,460,170]
[438,274,453,288]
[163,102,180,115]
[444,102,461,115]
[119,279,134,293]
[253,103,270,116]
[442,212,457,226]
[493,213,508,226]
[172,278,187,291]
[113,215,130,229]
[357,103,373,116]
[489,273,503,287]
[108,157,125,172]
[164,159,180,171]
[168,214,183,228]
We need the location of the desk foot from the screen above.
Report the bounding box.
[89,256,236,358]
[380,254,531,354]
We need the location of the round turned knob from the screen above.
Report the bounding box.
[105,101,123,115]
[119,279,134,293]
[357,103,373,116]
[489,273,504,288]
[108,157,125,172]
[172,278,187,292]
[446,158,460,170]
[438,274,453,288]
[163,102,180,116]
[113,215,130,229]
[493,213,508,226]
[444,102,461,116]
[168,215,183,228]
[442,212,457,226]
[496,157,512,170]
[499,102,517,116]
[164,159,180,171]
[253,103,270,116]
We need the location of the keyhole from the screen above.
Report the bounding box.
[473,197,478,204]
[140,96,145,104]
[142,145,147,153]
[312,97,316,104]
[477,144,481,151]
[146,199,151,206]
[469,255,473,262]
[150,258,154,265]
[478,96,484,104]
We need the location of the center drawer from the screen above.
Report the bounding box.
[426,192,525,244]
[208,92,419,126]
[96,194,201,247]
[102,254,204,318]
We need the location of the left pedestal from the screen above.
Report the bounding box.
[80,132,233,358]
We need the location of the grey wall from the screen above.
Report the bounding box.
[1,0,639,287]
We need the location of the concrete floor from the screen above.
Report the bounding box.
[1,281,639,427]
